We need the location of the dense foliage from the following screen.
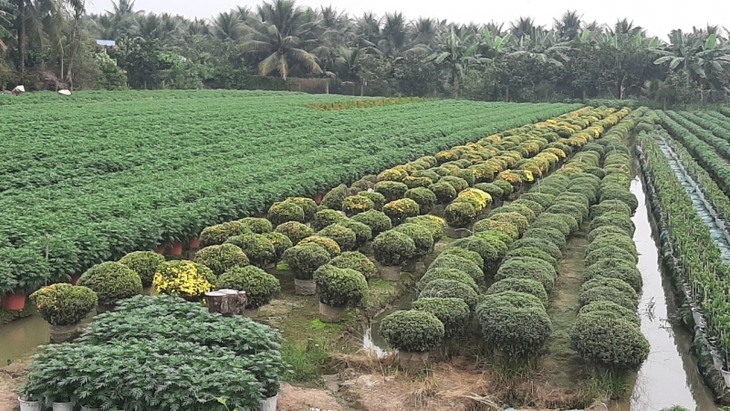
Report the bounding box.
[30,284,98,326]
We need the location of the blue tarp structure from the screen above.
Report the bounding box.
[96,39,116,47]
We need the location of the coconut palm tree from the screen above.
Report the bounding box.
[211,11,244,41]
[554,10,582,41]
[510,16,540,40]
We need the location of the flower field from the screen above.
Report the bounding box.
[0,90,578,294]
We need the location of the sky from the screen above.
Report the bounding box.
[87,0,729,39]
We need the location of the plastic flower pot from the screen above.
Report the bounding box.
[259,394,278,411]
[53,402,74,411]
[294,279,316,296]
[170,243,184,256]
[722,369,730,387]
[154,245,166,255]
[17,397,41,411]
[319,302,345,323]
[189,237,201,249]
[3,293,27,311]
[80,407,100,411]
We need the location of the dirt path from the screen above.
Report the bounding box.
[0,357,30,411]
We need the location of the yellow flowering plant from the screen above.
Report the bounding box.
[153,260,215,300]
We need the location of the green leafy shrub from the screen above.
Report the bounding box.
[30,284,98,326]
[394,223,434,256]
[511,199,544,218]
[372,230,416,266]
[405,187,437,214]
[419,279,479,308]
[119,251,165,287]
[438,248,483,269]
[262,232,293,259]
[581,276,638,301]
[589,212,636,236]
[476,291,552,358]
[199,222,250,247]
[522,227,567,250]
[473,183,503,200]
[495,257,557,292]
[584,259,642,291]
[440,176,469,192]
[216,266,280,308]
[268,201,306,226]
[510,237,562,260]
[239,217,273,234]
[329,252,377,279]
[282,243,331,280]
[487,278,549,306]
[584,246,637,267]
[297,236,341,258]
[351,210,392,236]
[472,219,520,241]
[194,244,250,276]
[383,198,420,225]
[453,169,476,186]
[374,181,409,202]
[152,261,215,300]
[285,197,318,221]
[360,191,387,210]
[599,186,638,213]
[226,233,276,267]
[321,184,349,210]
[488,212,529,235]
[454,188,492,212]
[579,285,638,310]
[504,247,558,269]
[429,182,458,204]
[586,234,636,258]
[342,195,375,216]
[590,200,631,219]
[493,180,514,199]
[312,209,346,231]
[418,268,478,291]
[445,202,479,229]
[579,301,641,327]
[531,216,570,237]
[567,183,598,203]
[451,236,507,271]
[412,298,470,338]
[489,204,536,222]
[429,254,483,283]
[318,224,357,252]
[570,315,649,370]
[545,203,587,225]
[379,310,444,353]
[404,215,446,241]
[585,225,629,243]
[78,262,143,305]
[413,169,439,182]
[314,265,368,307]
[403,176,435,189]
[519,192,556,209]
[340,219,373,247]
[274,221,314,245]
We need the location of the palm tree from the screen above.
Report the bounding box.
[242,0,321,80]
[554,10,582,41]
[356,12,380,45]
[510,16,539,40]
[611,18,645,37]
[0,0,15,50]
[425,26,486,97]
[336,45,380,95]
[211,11,243,41]
[378,12,407,56]
[12,0,63,72]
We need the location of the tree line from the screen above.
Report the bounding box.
[0,0,729,105]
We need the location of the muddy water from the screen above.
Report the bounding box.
[629,177,718,411]
[0,315,49,365]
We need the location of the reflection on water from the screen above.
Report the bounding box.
[629,177,718,411]
[363,326,390,359]
[0,314,49,365]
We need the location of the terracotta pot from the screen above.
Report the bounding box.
[154,245,166,254]
[319,302,345,323]
[170,243,184,256]
[313,194,324,205]
[3,293,27,311]
[69,276,81,285]
[189,238,201,249]
[294,279,316,296]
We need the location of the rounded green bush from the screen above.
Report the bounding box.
[261,232,293,259]
[579,285,638,310]
[216,266,280,308]
[199,222,250,247]
[404,215,446,241]
[30,284,98,326]
[342,195,375,216]
[510,237,562,260]
[225,233,276,267]
[372,230,416,266]
[285,197,318,221]
[585,245,638,267]
[586,225,629,244]
[492,180,514,199]
[383,198,420,225]
[418,268,479,291]
[119,251,165,287]
[318,223,358,252]
[444,202,478,228]
[531,216,570,237]
[314,265,368,307]
[403,176,435,189]
[321,184,349,210]
[476,291,552,358]
[472,219,520,241]
[238,217,273,234]
[504,247,558,268]
[581,276,638,301]
[194,243,250,276]
[584,167,606,179]
[282,243,331,280]
[412,298,470,338]
[394,223,434,256]
[567,183,598,203]
[570,315,649,370]
[268,201,306,226]
[439,176,469,192]
[429,254,483,283]
[360,191,387,211]
[451,236,507,271]
[489,204,536,222]
[487,278,549,306]
[297,236,341,258]
[519,192,556,209]
[522,227,567,250]
[351,210,393,236]
[405,187,437,214]
[589,212,636,236]
[556,192,590,209]
[439,248,484,269]
[488,212,529,235]
[599,186,638,213]
[579,301,641,327]
[586,234,636,257]
[313,209,346,231]
[511,199,544,218]
[473,183,504,200]
[275,221,314,245]
[339,219,373,247]
[545,203,586,225]
[419,279,479,308]
[380,310,444,353]
[374,181,409,203]
[590,200,631,219]
[584,259,642,291]
[429,182,458,204]
[329,252,377,279]
[453,169,476,186]
[413,169,440,182]
[77,262,143,305]
[495,257,557,292]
